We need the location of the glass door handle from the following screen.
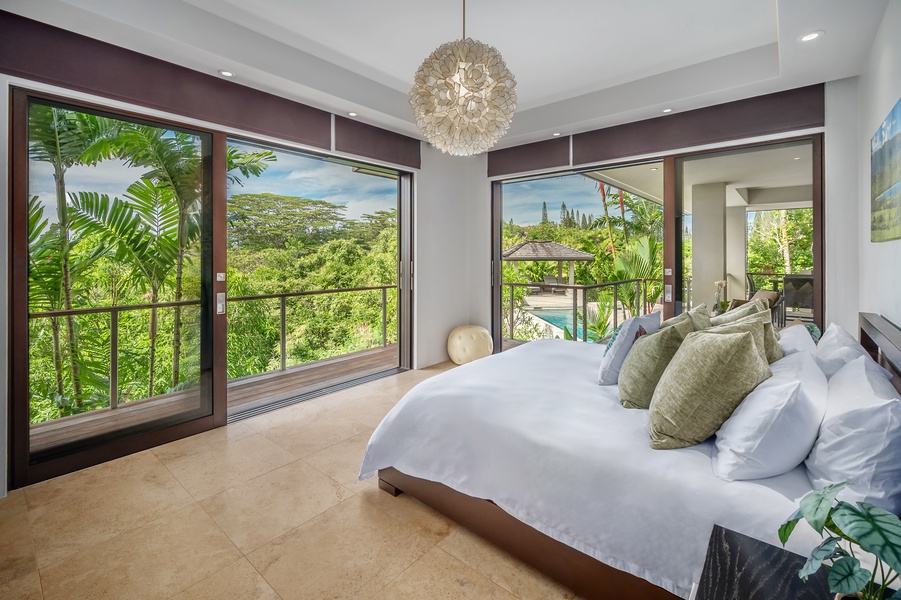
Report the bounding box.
[217,293,226,314]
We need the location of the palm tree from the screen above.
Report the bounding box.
[614,236,664,316]
[28,104,119,402]
[68,182,179,397]
[115,128,275,387]
[114,127,202,388]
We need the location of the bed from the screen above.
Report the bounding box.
[359,312,901,599]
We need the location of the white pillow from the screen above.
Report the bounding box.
[778,323,817,356]
[597,312,661,385]
[815,322,870,378]
[805,356,901,513]
[712,351,827,481]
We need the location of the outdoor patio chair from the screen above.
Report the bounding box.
[542,275,566,294]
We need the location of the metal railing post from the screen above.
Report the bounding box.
[508,283,515,339]
[381,287,387,346]
[613,285,619,330]
[110,310,118,409]
[581,288,588,342]
[280,296,287,371]
[571,289,578,342]
[644,280,650,315]
[635,280,641,317]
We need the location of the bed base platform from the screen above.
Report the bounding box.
[378,467,679,600]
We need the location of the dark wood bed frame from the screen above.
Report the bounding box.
[377,312,901,600]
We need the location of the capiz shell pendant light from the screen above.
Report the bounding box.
[409,0,517,156]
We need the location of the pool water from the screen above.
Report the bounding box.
[531,309,586,340]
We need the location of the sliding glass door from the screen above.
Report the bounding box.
[9,90,414,486]
[10,90,219,485]
[223,138,407,416]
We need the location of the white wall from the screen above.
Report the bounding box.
[412,146,488,368]
[692,183,727,309]
[725,206,746,302]
[824,77,861,332]
[858,0,901,325]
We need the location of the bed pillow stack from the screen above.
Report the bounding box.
[777,322,817,355]
[711,351,827,480]
[805,353,901,513]
[709,298,769,326]
[660,303,711,331]
[815,322,891,379]
[648,328,771,449]
[618,317,695,409]
[597,312,661,385]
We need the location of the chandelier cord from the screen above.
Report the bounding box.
[462,0,466,39]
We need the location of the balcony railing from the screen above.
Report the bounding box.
[28,284,396,410]
[503,278,659,343]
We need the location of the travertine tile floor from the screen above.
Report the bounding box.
[0,363,582,600]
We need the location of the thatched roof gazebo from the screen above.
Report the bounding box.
[502,240,595,285]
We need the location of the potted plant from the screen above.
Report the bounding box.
[779,483,901,599]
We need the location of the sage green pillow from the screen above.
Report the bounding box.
[648,330,772,449]
[705,320,768,364]
[619,317,694,409]
[709,298,768,326]
[728,311,784,364]
[661,303,711,331]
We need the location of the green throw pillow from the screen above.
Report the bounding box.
[704,319,768,364]
[709,298,768,326]
[728,310,784,364]
[619,317,694,410]
[661,303,711,331]
[648,330,772,449]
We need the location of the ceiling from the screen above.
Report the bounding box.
[586,140,812,212]
[2,0,889,150]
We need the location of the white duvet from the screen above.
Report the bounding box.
[360,339,823,598]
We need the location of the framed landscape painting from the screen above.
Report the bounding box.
[871,96,901,242]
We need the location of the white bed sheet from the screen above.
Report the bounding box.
[359,339,824,598]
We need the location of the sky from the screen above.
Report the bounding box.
[29,137,399,226]
[502,174,606,225]
[227,140,398,220]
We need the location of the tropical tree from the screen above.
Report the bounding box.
[591,183,618,258]
[68,180,181,396]
[747,209,813,277]
[614,236,664,316]
[115,128,274,386]
[28,104,119,402]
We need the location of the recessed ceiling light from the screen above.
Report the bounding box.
[650,167,659,171]
[798,30,823,42]
[347,112,357,117]
[218,70,234,77]
[793,157,801,160]
[662,108,673,114]
[552,132,561,136]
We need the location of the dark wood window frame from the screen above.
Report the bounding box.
[9,87,227,487]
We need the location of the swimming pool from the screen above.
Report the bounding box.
[530,309,586,340]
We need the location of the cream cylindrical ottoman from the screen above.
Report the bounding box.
[447,325,493,365]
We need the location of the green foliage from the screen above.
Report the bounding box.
[780,483,901,599]
[746,209,813,290]
[227,193,348,251]
[614,236,663,316]
[501,184,665,343]
[25,102,399,424]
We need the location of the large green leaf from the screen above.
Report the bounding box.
[828,556,872,594]
[780,507,804,546]
[800,536,842,580]
[800,482,847,534]
[832,502,901,574]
